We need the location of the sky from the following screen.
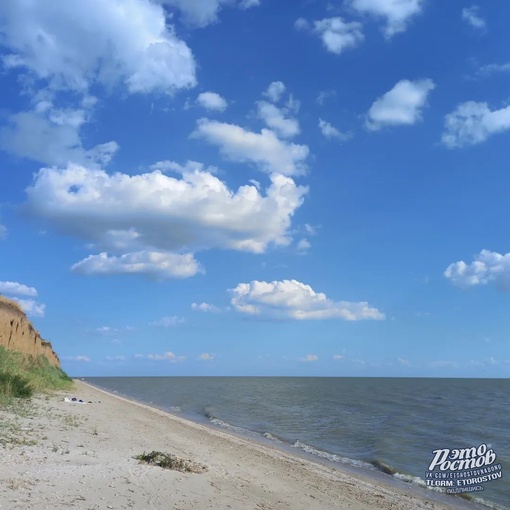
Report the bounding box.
[1,0,510,378]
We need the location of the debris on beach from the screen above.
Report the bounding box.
[134,450,207,473]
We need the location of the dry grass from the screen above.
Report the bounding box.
[0,295,24,314]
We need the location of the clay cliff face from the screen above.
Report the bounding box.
[0,297,61,367]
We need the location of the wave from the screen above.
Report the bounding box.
[292,440,373,470]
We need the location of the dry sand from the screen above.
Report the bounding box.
[0,380,486,510]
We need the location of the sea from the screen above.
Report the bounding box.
[85,377,509,509]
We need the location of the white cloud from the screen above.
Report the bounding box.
[444,250,510,290]
[0,106,118,167]
[192,302,221,312]
[296,17,364,55]
[318,119,351,141]
[145,351,185,362]
[462,6,486,30]
[193,119,309,176]
[160,0,259,28]
[477,62,510,77]
[0,0,196,94]
[230,280,384,320]
[442,101,510,148]
[150,316,186,327]
[301,354,318,362]
[0,281,38,297]
[257,101,300,138]
[297,238,311,252]
[350,0,425,38]
[105,355,126,361]
[13,298,46,318]
[264,82,286,103]
[333,354,344,360]
[198,352,215,360]
[26,164,307,276]
[71,251,202,279]
[366,79,435,130]
[197,92,228,112]
[316,90,336,105]
[0,223,6,240]
[63,355,91,362]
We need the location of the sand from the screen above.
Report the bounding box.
[0,380,485,510]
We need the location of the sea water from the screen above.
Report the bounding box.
[85,377,509,509]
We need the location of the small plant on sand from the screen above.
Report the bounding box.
[134,451,207,473]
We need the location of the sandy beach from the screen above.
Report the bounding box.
[0,380,486,510]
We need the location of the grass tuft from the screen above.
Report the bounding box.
[0,346,73,401]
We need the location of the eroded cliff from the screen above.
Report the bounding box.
[0,297,61,367]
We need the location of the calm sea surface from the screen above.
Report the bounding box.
[85,377,509,509]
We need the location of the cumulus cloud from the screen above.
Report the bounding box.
[318,119,351,141]
[0,105,118,167]
[197,92,228,112]
[71,251,202,279]
[350,0,425,38]
[230,279,384,320]
[26,164,307,277]
[256,101,300,138]
[442,102,510,148]
[160,0,259,28]
[13,298,46,318]
[462,6,486,30]
[150,316,186,327]
[191,302,221,312]
[366,79,435,130]
[0,0,196,94]
[296,17,364,55]
[0,281,45,317]
[0,281,37,297]
[198,352,215,360]
[444,250,510,290]
[264,82,286,103]
[193,119,309,176]
[301,354,318,362]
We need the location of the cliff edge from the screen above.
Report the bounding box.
[0,296,61,367]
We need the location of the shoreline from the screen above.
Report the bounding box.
[0,379,493,509]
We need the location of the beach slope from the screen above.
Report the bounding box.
[0,380,480,510]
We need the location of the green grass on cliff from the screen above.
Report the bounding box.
[0,346,73,401]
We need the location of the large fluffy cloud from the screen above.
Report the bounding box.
[296,17,364,55]
[193,119,309,176]
[350,0,425,38]
[0,0,196,94]
[366,79,435,130]
[26,164,307,278]
[230,280,384,320]
[160,0,259,28]
[442,102,510,148]
[444,250,510,290]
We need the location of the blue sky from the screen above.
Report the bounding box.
[1,0,510,377]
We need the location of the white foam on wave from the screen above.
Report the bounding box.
[292,440,372,469]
